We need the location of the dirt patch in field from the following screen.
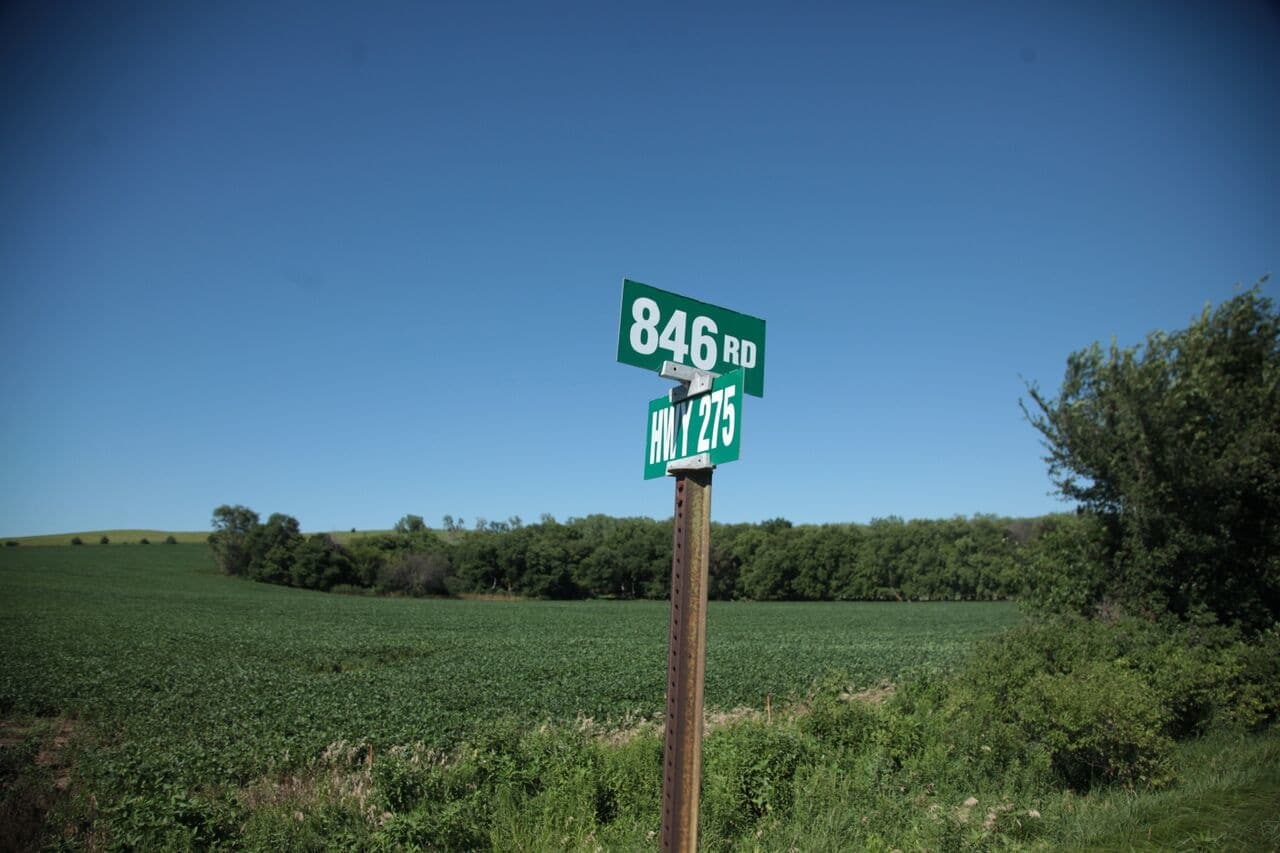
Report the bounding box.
[842,682,896,706]
[34,718,77,790]
[579,705,770,748]
[0,716,80,850]
[584,684,899,748]
[705,706,765,728]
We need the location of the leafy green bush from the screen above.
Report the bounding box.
[939,614,1280,792]
[595,733,663,828]
[164,535,177,545]
[1222,626,1280,730]
[1017,661,1173,789]
[139,537,150,545]
[701,719,813,839]
[1021,514,1109,616]
[70,536,83,546]
[796,672,882,754]
[3,540,17,547]
[941,618,1177,790]
[378,552,452,597]
[1107,619,1244,739]
[99,535,110,545]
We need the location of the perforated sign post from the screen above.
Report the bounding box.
[617,280,765,852]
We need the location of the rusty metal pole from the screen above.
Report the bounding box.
[661,467,713,852]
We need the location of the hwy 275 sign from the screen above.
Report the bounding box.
[644,369,743,479]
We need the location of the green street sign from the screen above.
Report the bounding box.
[645,369,744,479]
[618,279,767,398]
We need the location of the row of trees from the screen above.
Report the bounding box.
[209,283,1277,631]
[210,505,1060,601]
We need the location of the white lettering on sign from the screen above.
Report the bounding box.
[650,401,700,466]
[691,315,717,370]
[658,311,689,362]
[720,385,737,445]
[649,389,736,467]
[722,334,739,365]
[679,400,693,456]
[627,300,759,375]
[630,297,661,355]
[696,386,738,452]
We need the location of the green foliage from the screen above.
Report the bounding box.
[939,615,1280,796]
[1016,661,1172,789]
[163,534,177,544]
[215,503,1045,601]
[1020,513,1108,616]
[139,537,150,545]
[1024,283,1280,633]
[69,536,83,546]
[393,514,427,534]
[99,535,110,545]
[701,720,813,838]
[796,672,881,753]
[378,552,452,596]
[208,504,260,576]
[1221,626,1280,730]
[1046,730,1280,850]
[210,510,362,593]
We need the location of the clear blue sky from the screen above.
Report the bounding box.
[2,1,1277,536]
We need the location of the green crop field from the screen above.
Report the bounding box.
[3,545,1275,850]
[0,546,1015,789]
[0,546,1017,776]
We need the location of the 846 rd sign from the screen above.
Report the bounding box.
[644,369,744,479]
[617,279,767,398]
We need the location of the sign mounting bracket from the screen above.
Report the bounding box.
[663,361,719,404]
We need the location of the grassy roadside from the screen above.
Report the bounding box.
[6,688,1272,850]
[1045,731,1280,851]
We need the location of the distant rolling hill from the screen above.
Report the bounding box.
[2,529,392,546]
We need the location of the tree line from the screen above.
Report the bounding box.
[209,506,1061,602]
[210,281,1278,634]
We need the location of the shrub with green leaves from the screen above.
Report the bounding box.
[1223,626,1280,730]
[939,615,1280,793]
[1023,284,1280,634]
[1017,660,1172,789]
[701,720,813,839]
